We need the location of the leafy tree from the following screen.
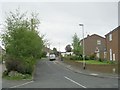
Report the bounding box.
[72,33,82,56]
[2,9,44,74]
[65,44,72,52]
[53,47,58,56]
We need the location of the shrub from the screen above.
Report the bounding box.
[2,70,9,77]
[85,56,90,60]
[70,55,83,60]
[98,58,103,62]
[5,55,36,75]
[89,54,96,60]
[63,56,69,60]
[41,51,47,58]
[108,61,116,64]
[5,56,21,72]
[20,57,36,75]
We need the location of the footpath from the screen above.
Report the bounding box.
[56,59,119,79]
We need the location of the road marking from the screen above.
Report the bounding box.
[10,81,34,88]
[53,61,56,64]
[90,73,98,76]
[67,65,71,68]
[64,76,87,88]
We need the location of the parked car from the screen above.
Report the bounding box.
[49,54,56,61]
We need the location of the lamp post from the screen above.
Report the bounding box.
[58,42,60,54]
[48,44,50,59]
[79,24,86,69]
[58,42,61,59]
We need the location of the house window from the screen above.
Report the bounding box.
[97,40,101,45]
[113,54,115,61]
[109,34,112,41]
[110,49,112,61]
[104,52,107,59]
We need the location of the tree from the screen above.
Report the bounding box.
[53,47,58,56]
[2,9,44,74]
[72,33,82,56]
[2,10,43,59]
[65,44,72,52]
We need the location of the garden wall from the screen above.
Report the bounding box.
[63,60,118,74]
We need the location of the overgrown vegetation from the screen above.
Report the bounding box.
[72,33,82,56]
[2,9,45,79]
[65,44,72,52]
[64,54,117,65]
[3,70,32,80]
[76,60,117,65]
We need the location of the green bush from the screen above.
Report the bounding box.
[69,55,90,60]
[89,54,96,60]
[63,56,70,60]
[69,55,83,60]
[2,70,9,76]
[98,58,103,62]
[85,56,90,60]
[5,56,21,72]
[41,51,47,58]
[5,55,36,75]
[19,57,36,75]
[108,61,116,64]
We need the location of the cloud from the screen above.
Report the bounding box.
[1,2,118,51]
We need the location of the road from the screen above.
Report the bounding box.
[2,58,118,88]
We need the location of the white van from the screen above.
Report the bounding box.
[49,54,56,61]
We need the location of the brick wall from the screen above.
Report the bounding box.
[64,60,118,74]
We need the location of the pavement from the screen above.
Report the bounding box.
[56,59,119,79]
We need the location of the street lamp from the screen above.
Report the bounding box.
[79,24,86,69]
[58,42,60,53]
[58,42,61,59]
[48,44,50,59]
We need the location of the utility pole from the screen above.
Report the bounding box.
[79,24,86,70]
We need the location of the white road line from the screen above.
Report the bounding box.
[53,61,56,64]
[90,73,98,76]
[10,81,34,88]
[64,76,87,88]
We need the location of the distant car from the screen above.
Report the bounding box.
[49,54,56,61]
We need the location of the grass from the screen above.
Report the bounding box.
[75,60,116,65]
[3,75,32,80]
[2,72,32,80]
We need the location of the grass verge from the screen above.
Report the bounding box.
[2,73,32,80]
[75,60,117,65]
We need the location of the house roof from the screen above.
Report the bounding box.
[105,26,120,36]
[80,34,105,42]
[90,34,105,39]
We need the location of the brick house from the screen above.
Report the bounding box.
[80,34,106,59]
[43,47,52,57]
[105,26,120,61]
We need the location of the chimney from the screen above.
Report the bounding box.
[87,34,90,37]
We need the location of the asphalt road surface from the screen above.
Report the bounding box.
[2,58,118,88]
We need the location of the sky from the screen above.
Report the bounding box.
[0,1,119,52]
